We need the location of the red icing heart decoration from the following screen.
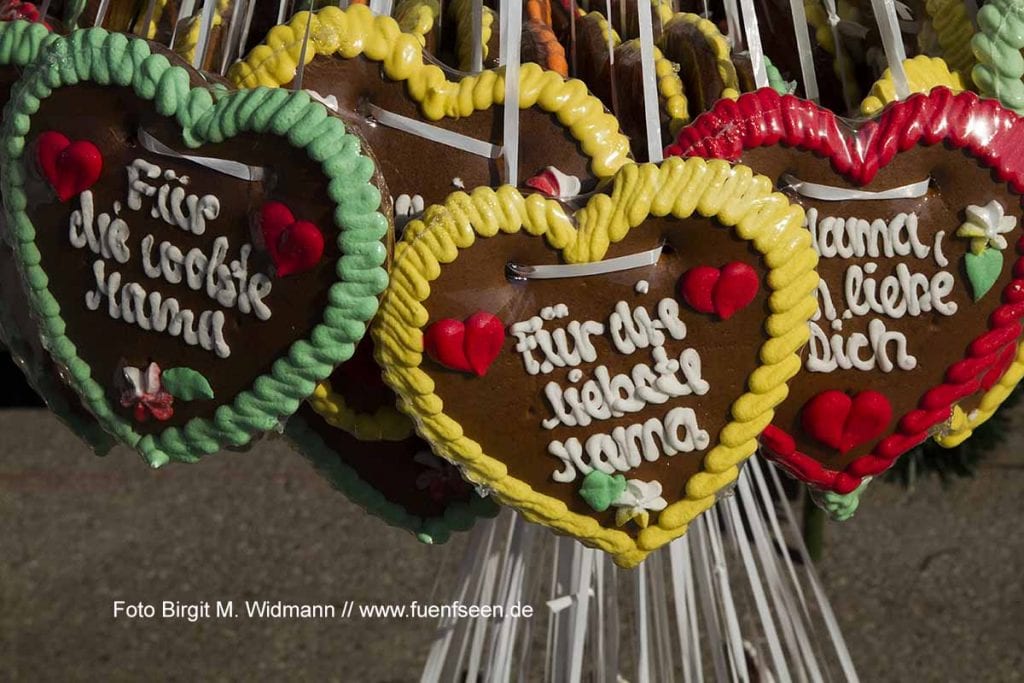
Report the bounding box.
[679,262,759,320]
[668,88,1024,494]
[36,131,102,202]
[800,390,892,455]
[0,1,50,27]
[423,312,505,377]
[260,201,325,277]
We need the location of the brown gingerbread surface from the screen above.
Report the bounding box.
[418,215,771,537]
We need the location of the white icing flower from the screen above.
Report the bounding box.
[612,479,668,529]
[119,362,173,422]
[957,201,1017,254]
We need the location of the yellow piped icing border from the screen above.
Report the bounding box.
[924,0,976,75]
[662,12,741,101]
[172,0,230,64]
[307,381,415,442]
[448,0,495,71]
[372,157,818,567]
[937,343,1024,447]
[859,55,966,116]
[393,0,439,46]
[227,5,631,180]
[581,11,691,134]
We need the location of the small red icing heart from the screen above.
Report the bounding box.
[424,312,504,377]
[260,201,325,277]
[679,262,759,320]
[801,390,893,455]
[36,131,102,202]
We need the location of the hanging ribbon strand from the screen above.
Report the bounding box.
[501,0,523,187]
[636,0,663,163]
[870,0,910,99]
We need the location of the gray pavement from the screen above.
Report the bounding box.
[0,409,1021,681]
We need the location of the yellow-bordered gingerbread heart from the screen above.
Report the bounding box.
[373,156,818,566]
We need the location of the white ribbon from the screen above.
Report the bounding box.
[507,244,663,280]
[723,0,744,49]
[636,0,663,162]
[137,129,267,182]
[821,0,859,112]
[292,7,315,91]
[94,0,112,26]
[782,173,930,201]
[192,0,218,70]
[364,104,501,159]
[168,0,195,49]
[870,0,910,99]
[738,0,769,89]
[471,0,484,72]
[790,0,820,102]
[368,0,393,15]
[502,3,523,186]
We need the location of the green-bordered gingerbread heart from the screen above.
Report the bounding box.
[0,28,389,466]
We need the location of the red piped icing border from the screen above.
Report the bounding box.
[666,87,1024,494]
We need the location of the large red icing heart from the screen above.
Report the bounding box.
[800,390,892,454]
[260,201,325,277]
[423,312,505,377]
[679,262,760,320]
[36,131,102,202]
[668,88,1024,494]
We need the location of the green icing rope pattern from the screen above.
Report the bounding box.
[0,21,114,455]
[972,0,1024,114]
[0,27,389,467]
[284,416,498,543]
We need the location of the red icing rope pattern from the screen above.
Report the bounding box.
[666,87,1024,494]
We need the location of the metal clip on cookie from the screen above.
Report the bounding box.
[506,244,664,282]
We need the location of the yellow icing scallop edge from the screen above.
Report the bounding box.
[448,0,495,71]
[859,55,966,116]
[307,381,415,441]
[924,0,976,75]
[662,12,741,101]
[936,344,1024,447]
[372,157,818,567]
[227,5,631,179]
[393,0,439,46]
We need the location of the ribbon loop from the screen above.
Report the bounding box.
[137,128,267,182]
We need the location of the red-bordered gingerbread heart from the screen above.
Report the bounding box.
[668,87,1024,494]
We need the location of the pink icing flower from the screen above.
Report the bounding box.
[120,363,174,422]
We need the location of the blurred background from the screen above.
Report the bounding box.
[0,354,1022,681]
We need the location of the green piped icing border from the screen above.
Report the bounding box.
[284,415,498,543]
[0,27,389,467]
[972,0,1024,114]
[0,20,114,455]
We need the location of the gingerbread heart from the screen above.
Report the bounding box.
[0,22,114,452]
[0,29,389,466]
[373,157,818,566]
[285,338,499,544]
[228,5,631,227]
[669,88,1024,494]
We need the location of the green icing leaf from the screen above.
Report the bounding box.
[965,248,1003,301]
[162,367,214,401]
[579,470,627,512]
